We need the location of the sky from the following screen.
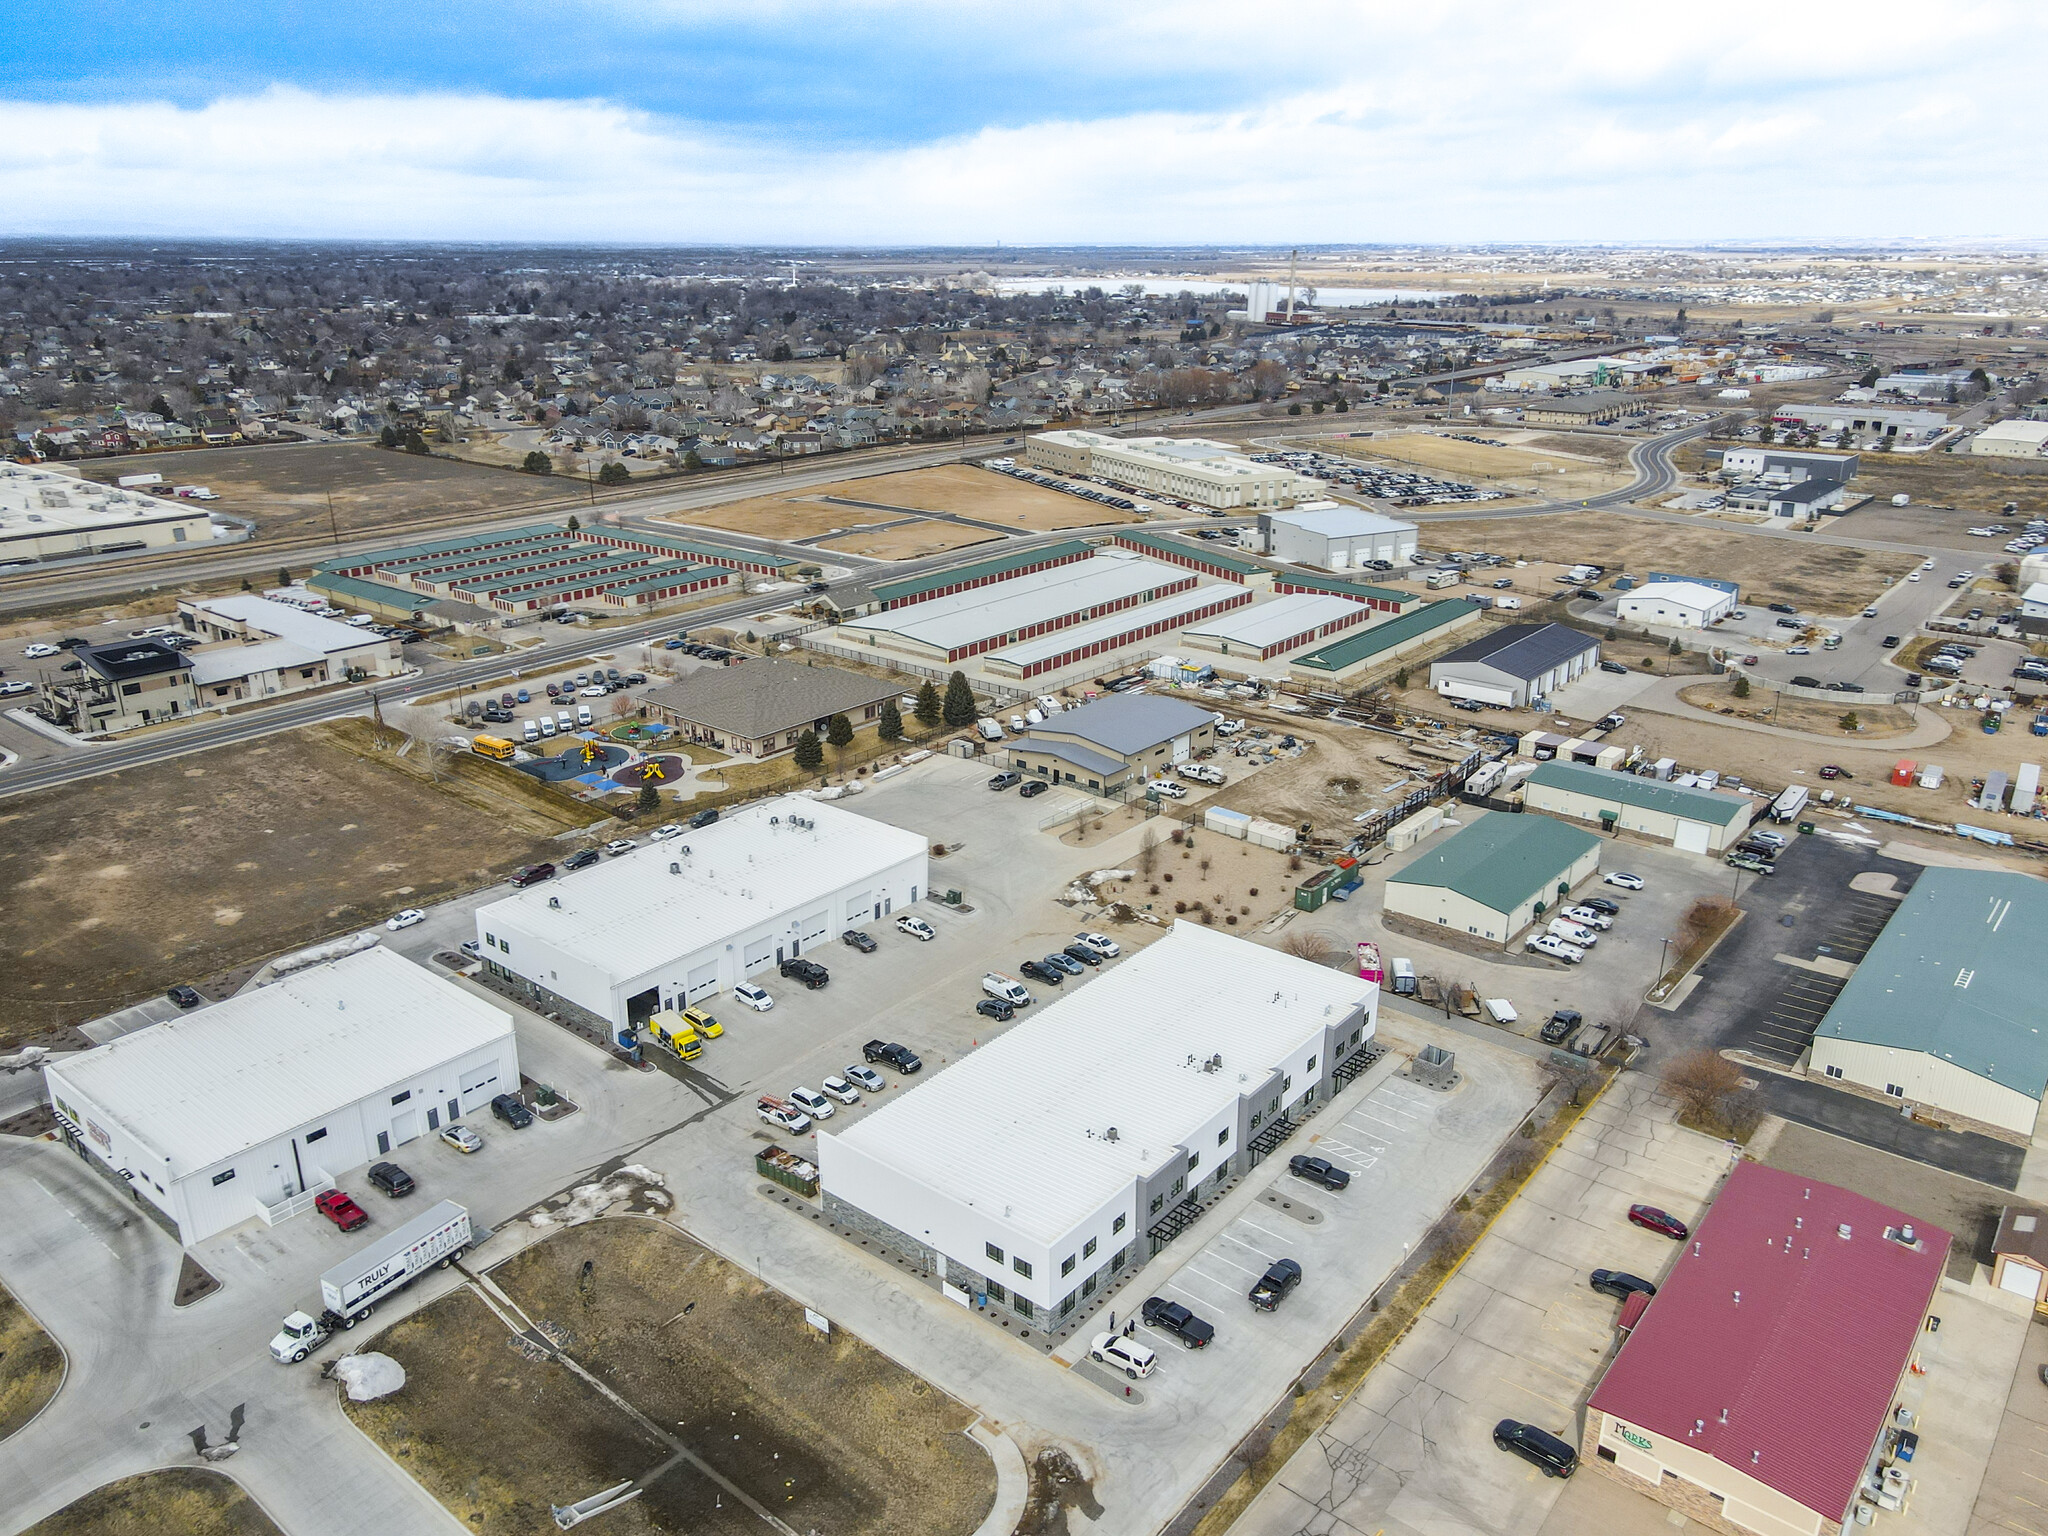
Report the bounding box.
[2,0,2043,245]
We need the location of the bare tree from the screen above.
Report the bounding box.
[1138,825,1162,877]
[1662,1049,1744,1124]
[1279,929,1338,966]
[1542,1055,1600,1108]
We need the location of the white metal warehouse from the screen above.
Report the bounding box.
[1178,592,1375,661]
[474,796,929,1030]
[42,947,517,1244]
[818,923,1377,1324]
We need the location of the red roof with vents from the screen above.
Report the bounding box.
[1588,1161,1948,1523]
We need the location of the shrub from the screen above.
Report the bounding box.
[1174,900,1188,913]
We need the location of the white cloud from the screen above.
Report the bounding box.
[4,2,2044,244]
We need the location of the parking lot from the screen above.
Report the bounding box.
[1230,1076,1730,1536]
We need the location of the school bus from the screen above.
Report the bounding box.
[471,734,517,761]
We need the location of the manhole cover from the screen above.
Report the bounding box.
[1779,915,1797,927]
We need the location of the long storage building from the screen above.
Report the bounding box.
[1523,760,1750,854]
[474,797,929,1031]
[1384,812,1603,947]
[818,923,1377,1324]
[43,947,518,1244]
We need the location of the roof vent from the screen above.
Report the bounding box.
[1106,1127,1119,1142]
[1899,1223,1916,1245]
[1691,1419,1704,1436]
[1732,1290,1740,1304]
[680,846,690,856]
[1838,1223,1852,1240]
[548,896,561,909]
[669,862,681,874]
[771,816,780,825]
[1718,1408,1729,1424]
[1751,1450,1761,1465]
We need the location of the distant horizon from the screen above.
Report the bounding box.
[5,2,2041,245]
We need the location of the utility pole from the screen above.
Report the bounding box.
[326,491,340,548]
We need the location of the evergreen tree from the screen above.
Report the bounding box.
[826,713,854,753]
[522,450,553,474]
[913,680,943,729]
[637,782,660,814]
[597,462,631,485]
[877,699,904,742]
[942,671,977,727]
[792,730,824,771]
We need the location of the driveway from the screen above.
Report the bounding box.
[1227,1076,1731,1536]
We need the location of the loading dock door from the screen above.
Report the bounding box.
[626,986,660,1026]
[1674,821,1710,855]
[685,963,719,1002]
[798,907,829,945]
[1172,734,1192,763]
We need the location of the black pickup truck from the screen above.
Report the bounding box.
[863,1040,922,1073]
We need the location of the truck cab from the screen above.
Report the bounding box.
[270,1310,330,1363]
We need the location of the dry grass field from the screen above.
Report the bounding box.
[1350,433,1631,499]
[0,722,580,1046]
[72,442,571,542]
[347,1220,995,1536]
[0,1282,63,1442]
[812,519,1000,560]
[21,1470,282,1536]
[1417,511,1919,612]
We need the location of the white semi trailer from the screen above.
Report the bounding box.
[270,1200,472,1363]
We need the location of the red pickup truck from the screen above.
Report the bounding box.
[315,1189,369,1232]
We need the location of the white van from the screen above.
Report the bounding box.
[982,972,1030,1007]
[522,720,541,743]
[1548,917,1598,948]
[538,715,559,738]
[1389,957,1418,996]
[1494,596,1522,610]
[556,710,574,733]
[576,703,594,728]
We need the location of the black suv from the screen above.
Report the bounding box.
[841,929,877,953]
[1766,602,1796,614]
[1019,959,1064,986]
[976,998,1015,1022]
[1590,1269,1657,1301]
[367,1161,415,1197]
[564,848,600,871]
[1287,1154,1351,1191]
[779,957,830,989]
[491,1093,534,1129]
[1249,1259,1302,1311]
[166,984,204,1009]
[689,807,720,829]
[1141,1296,1214,1348]
[1540,1009,1582,1046]
[1062,943,1104,968]
[1494,1420,1577,1478]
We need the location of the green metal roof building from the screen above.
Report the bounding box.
[1286,600,1482,684]
[1385,812,1603,948]
[1809,869,2048,1137]
[1524,760,1750,854]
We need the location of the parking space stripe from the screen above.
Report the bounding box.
[1233,1217,1297,1247]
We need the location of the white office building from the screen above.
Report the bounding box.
[475,797,929,1031]
[1616,580,1736,629]
[43,947,517,1244]
[819,923,1377,1322]
[1026,431,1312,510]
[1256,503,1419,570]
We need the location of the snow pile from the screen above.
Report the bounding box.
[528,1164,672,1228]
[332,1353,406,1401]
[1086,869,1135,886]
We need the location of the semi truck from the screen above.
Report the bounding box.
[269,1200,472,1363]
[1768,784,1809,823]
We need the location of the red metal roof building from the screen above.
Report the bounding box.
[1583,1162,1949,1536]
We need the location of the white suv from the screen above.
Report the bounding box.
[1088,1332,1157,1379]
[788,1086,835,1120]
[1527,934,1585,964]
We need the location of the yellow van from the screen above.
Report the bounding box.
[644,1009,702,1060]
[680,1005,724,1038]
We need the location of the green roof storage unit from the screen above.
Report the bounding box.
[1384,813,1603,948]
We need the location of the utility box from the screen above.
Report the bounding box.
[1412,1044,1458,1090]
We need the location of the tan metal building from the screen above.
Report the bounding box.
[1383,812,1602,947]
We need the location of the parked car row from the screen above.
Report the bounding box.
[971,934,1119,1021]
[1526,887,1627,965]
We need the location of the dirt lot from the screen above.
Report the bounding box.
[20,1469,282,1536]
[1309,431,1627,502]
[72,442,572,542]
[814,518,1003,560]
[1200,721,1465,840]
[1416,510,1920,612]
[348,1219,995,1536]
[679,464,1140,546]
[0,722,580,1047]
[1678,680,1919,739]
[0,1281,62,1441]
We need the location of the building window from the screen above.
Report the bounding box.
[1307,1055,1317,1072]
[1083,1237,1097,1259]
[986,1242,1004,1264]
[1112,1245,1130,1272]
[1824,1064,1844,1080]
[1059,1292,1077,1317]
[391,1090,412,1105]
[1150,1194,1164,1216]
[1112,1213,1126,1234]
[1170,1175,1185,1198]
[1217,1128,1230,1146]
[1597,1446,1617,1464]
[1013,1295,1034,1319]
[1282,1076,1293,1094]
[986,1280,1006,1303]
[305,1128,327,1143]
[212,1169,236,1186]
[1061,1254,1075,1277]
[1187,1151,1200,1172]
[1013,1257,1033,1279]
[1885,1083,1906,1098]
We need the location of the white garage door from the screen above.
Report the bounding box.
[1674,821,1711,855]
[844,890,873,921]
[1442,680,1517,707]
[685,962,719,1001]
[2001,1263,2044,1302]
[798,907,829,945]
[742,936,774,970]
[1328,548,1350,570]
[1172,734,1192,763]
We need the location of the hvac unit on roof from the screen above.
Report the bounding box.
[548,896,561,909]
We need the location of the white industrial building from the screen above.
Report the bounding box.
[1026,431,1312,510]
[176,593,406,702]
[1770,403,1947,443]
[819,923,1377,1322]
[981,581,1252,678]
[1616,580,1735,629]
[1178,592,1376,661]
[1428,623,1600,708]
[0,462,218,564]
[1255,503,1419,570]
[43,948,517,1245]
[1970,420,2048,459]
[475,797,929,1031]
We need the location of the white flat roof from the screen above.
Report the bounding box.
[1267,505,1418,538]
[46,947,512,1178]
[1977,420,2048,447]
[193,593,387,657]
[841,552,1175,652]
[984,582,1246,668]
[1620,581,1731,611]
[1181,592,1363,649]
[475,796,927,982]
[189,638,323,685]
[0,463,208,535]
[823,923,1373,1245]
